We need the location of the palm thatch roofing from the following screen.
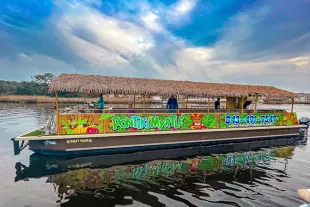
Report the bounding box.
[49,73,297,98]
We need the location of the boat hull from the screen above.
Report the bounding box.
[17,125,304,157]
[30,135,299,157]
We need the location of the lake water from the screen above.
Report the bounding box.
[0,103,310,207]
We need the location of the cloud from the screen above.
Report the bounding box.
[151,0,310,92]
[59,33,132,71]
[171,47,214,77]
[137,0,198,30]
[57,2,154,55]
[48,0,197,78]
[42,0,310,92]
[156,45,310,92]
[290,56,309,66]
[165,0,198,25]
[1,0,310,93]
[173,0,197,15]
[214,1,310,61]
[140,11,163,32]
[84,0,102,7]
[52,0,157,74]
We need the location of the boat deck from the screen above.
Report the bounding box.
[16,125,305,141]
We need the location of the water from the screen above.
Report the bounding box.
[0,103,310,207]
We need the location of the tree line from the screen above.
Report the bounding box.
[0,73,79,97]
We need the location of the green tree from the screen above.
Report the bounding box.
[30,73,55,96]
[31,73,55,84]
[0,73,84,97]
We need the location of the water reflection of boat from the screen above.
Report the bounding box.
[15,138,297,181]
[14,141,297,206]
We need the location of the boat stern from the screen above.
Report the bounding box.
[299,117,310,141]
[11,138,20,155]
[12,137,30,155]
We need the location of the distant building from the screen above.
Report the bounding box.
[151,96,162,103]
[296,93,310,103]
[263,93,310,104]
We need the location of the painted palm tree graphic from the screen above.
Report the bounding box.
[61,118,102,135]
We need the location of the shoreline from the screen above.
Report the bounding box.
[0,95,153,104]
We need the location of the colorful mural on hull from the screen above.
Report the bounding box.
[59,112,298,135]
[60,114,103,135]
[49,146,295,192]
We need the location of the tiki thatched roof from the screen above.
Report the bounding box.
[49,73,297,98]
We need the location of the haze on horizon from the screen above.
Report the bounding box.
[0,0,309,93]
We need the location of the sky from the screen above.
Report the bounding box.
[0,0,309,92]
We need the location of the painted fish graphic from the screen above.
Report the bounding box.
[44,140,57,146]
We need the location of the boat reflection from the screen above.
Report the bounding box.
[15,142,296,206]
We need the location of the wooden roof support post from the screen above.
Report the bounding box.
[186,96,188,112]
[241,97,244,113]
[291,98,294,113]
[103,118,106,134]
[177,95,180,113]
[208,97,210,114]
[254,95,258,113]
[143,94,146,115]
[55,92,60,135]
[133,94,136,108]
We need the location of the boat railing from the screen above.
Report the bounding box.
[58,107,286,114]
